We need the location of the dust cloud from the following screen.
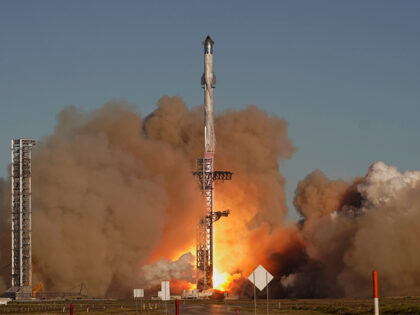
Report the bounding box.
[2,95,416,299]
[288,161,420,297]
[0,96,296,297]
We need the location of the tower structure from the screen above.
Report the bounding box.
[9,138,36,299]
[194,36,232,291]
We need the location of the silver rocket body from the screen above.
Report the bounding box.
[201,36,216,155]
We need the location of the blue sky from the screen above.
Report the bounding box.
[1,1,420,219]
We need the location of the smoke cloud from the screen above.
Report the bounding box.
[3,94,416,299]
[0,96,296,297]
[294,170,357,220]
[139,253,195,287]
[30,100,204,296]
[289,161,420,297]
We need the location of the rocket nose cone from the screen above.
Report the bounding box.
[204,35,214,45]
[203,35,214,54]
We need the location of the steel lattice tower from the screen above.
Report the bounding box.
[10,138,36,298]
[194,36,232,291]
[194,159,231,290]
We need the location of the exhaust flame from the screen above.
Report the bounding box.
[213,268,241,292]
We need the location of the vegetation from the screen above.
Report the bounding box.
[0,297,419,314]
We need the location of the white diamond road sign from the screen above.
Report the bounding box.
[248,265,274,291]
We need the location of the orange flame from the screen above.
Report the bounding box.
[213,268,241,291]
[167,178,302,295]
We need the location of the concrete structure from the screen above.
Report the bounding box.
[157,281,170,301]
[181,289,212,300]
[0,298,11,305]
[7,139,36,299]
[194,36,232,290]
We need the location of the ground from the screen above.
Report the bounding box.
[0,297,420,314]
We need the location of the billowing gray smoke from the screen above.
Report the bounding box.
[140,253,195,287]
[30,100,203,296]
[0,96,295,297]
[3,94,416,299]
[290,161,420,297]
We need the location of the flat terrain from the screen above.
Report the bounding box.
[0,297,420,314]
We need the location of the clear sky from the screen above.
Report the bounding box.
[1,1,419,219]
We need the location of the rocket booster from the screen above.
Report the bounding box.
[201,36,216,154]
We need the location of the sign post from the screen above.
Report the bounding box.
[266,271,269,315]
[248,265,274,315]
[253,272,257,315]
[133,289,144,313]
[373,271,379,315]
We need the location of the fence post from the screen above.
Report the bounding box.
[373,271,379,315]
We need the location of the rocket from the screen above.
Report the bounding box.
[195,35,232,291]
[201,36,216,155]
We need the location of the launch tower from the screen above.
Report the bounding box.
[9,138,36,299]
[194,36,232,291]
